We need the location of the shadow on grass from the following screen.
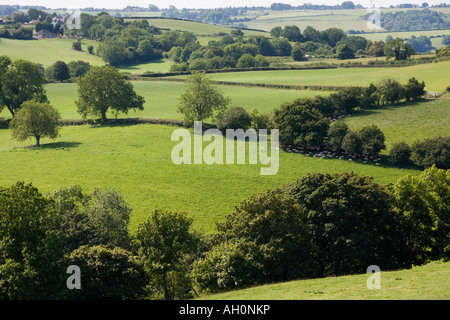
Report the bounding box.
[38,141,82,149]
[117,58,167,71]
[350,98,435,118]
[86,117,183,128]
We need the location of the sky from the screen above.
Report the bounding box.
[1,0,447,9]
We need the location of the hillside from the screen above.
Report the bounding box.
[198,261,450,300]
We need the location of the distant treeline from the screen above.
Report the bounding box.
[379,9,450,31]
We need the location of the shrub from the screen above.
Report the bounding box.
[404,77,425,101]
[341,131,363,156]
[411,136,450,169]
[236,53,255,68]
[72,41,82,51]
[389,142,412,165]
[249,108,271,130]
[336,44,355,60]
[291,45,305,61]
[216,106,252,131]
[326,121,349,152]
[358,124,386,156]
[87,45,94,54]
[274,100,330,148]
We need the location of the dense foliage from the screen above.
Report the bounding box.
[380,9,449,31]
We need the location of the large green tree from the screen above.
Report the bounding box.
[177,72,230,126]
[285,172,406,276]
[0,57,48,117]
[133,210,201,300]
[0,182,66,299]
[65,245,148,300]
[274,99,330,148]
[76,65,145,121]
[384,38,415,60]
[10,100,61,147]
[394,166,450,264]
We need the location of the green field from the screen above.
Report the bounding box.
[135,18,269,37]
[0,38,174,74]
[171,60,450,92]
[242,9,374,32]
[0,81,331,121]
[361,29,450,50]
[0,123,419,233]
[345,94,450,151]
[198,261,450,300]
[0,38,104,67]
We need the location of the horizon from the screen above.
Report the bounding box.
[0,0,448,10]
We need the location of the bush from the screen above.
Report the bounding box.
[341,131,363,156]
[389,142,412,165]
[404,77,425,101]
[87,45,94,54]
[326,121,349,152]
[274,99,330,148]
[236,53,255,68]
[411,136,450,169]
[72,41,82,51]
[249,108,271,130]
[358,124,386,156]
[291,45,305,61]
[336,44,355,60]
[216,106,252,131]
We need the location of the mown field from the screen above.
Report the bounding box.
[0,123,419,233]
[171,60,450,92]
[199,261,450,300]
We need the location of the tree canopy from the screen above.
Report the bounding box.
[76,65,145,121]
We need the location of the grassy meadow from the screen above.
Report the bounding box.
[345,94,450,151]
[172,60,450,92]
[0,81,331,120]
[199,261,450,300]
[0,123,419,234]
[0,38,104,68]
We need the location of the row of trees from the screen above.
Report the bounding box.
[379,9,449,31]
[272,77,425,150]
[390,136,450,169]
[174,73,445,168]
[1,164,448,299]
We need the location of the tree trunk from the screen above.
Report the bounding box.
[101,109,107,122]
[35,135,41,147]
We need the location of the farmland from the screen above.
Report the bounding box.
[170,60,450,92]
[0,82,331,120]
[0,123,419,233]
[199,261,450,300]
[0,4,449,302]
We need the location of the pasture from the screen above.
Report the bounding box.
[171,60,450,92]
[345,94,450,151]
[0,81,331,121]
[0,123,419,233]
[199,261,450,300]
[132,18,269,37]
[0,38,104,67]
